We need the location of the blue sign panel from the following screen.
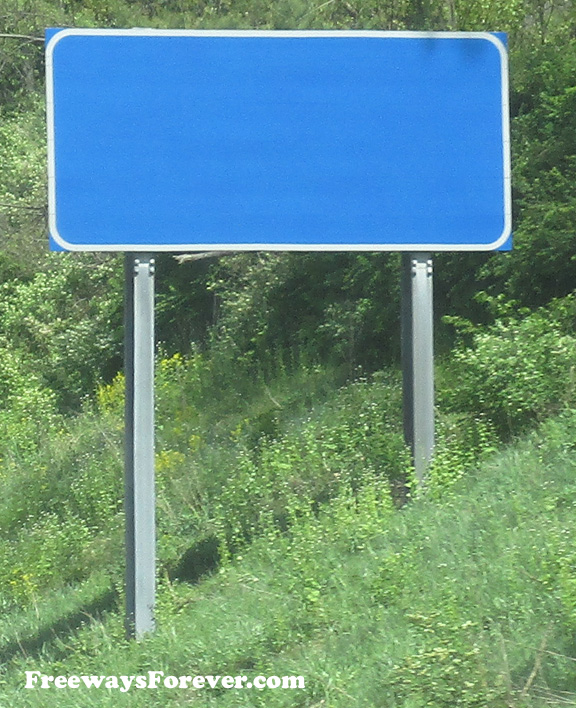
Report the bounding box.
[46,29,511,252]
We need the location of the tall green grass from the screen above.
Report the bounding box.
[2,410,576,706]
[1,300,576,704]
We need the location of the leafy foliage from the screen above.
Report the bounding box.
[441,307,576,436]
[2,1,576,704]
[3,0,576,377]
[2,402,576,705]
[0,254,123,409]
[208,251,402,376]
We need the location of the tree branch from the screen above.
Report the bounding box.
[0,202,46,212]
[520,625,553,699]
[0,33,44,43]
[174,251,235,263]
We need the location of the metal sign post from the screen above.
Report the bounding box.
[402,253,435,486]
[124,253,156,639]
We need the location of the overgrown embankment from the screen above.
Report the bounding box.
[2,4,576,701]
[0,298,576,704]
[1,401,576,706]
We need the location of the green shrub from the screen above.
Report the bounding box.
[0,254,123,411]
[440,310,576,437]
[210,375,408,559]
[0,344,59,459]
[427,413,498,497]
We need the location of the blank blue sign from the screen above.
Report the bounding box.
[46,30,511,252]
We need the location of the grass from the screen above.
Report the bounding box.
[2,304,576,706]
[1,408,576,706]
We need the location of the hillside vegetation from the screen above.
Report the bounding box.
[2,0,576,705]
[0,364,576,705]
[0,298,574,705]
